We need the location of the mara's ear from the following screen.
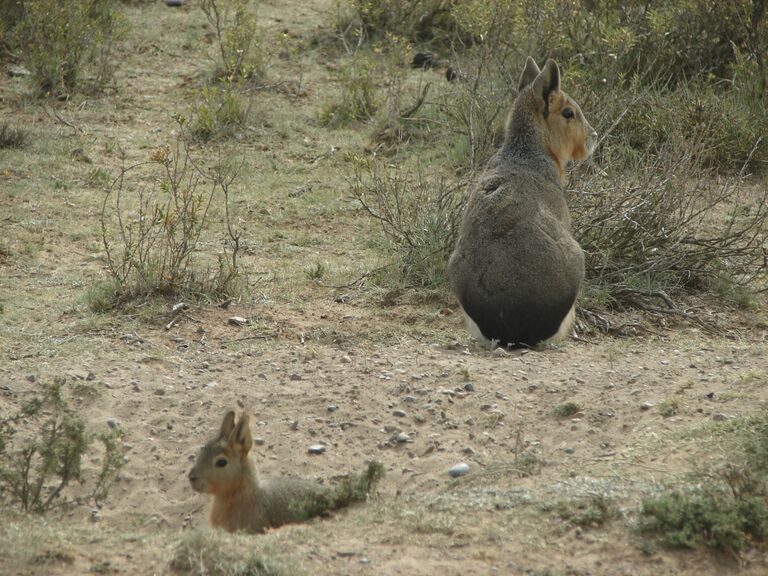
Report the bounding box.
[532,59,561,111]
[218,410,236,440]
[518,56,540,92]
[227,412,253,456]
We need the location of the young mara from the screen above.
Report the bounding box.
[448,57,597,348]
[189,410,380,534]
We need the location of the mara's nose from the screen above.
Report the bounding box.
[188,470,198,482]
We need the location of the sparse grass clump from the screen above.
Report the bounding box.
[553,402,581,419]
[15,0,128,97]
[555,494,618,528]
[93,119,243,311]
[0,377,124,513]
[0,123,26,149]
[350,158,465,289]
[170,530,295,576]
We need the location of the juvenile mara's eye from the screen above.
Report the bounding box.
[562,108,574,119]
[215,458,227,468]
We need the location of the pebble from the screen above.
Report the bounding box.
[107,418,120,429]
[308,444,326,455]
[393,409,407,418]
[492,347,508,358]
[448,463,470,478]
[26,374,36,383]
[404,396,416,403]
[254,438,266,446]
[640,402,654,411]
[563,447,574,454]
[290,374,302,381]
[712,412,730,421]
[394,432,411,443]
[463,383,475,392]
[340,355,352,364]
[227,316,248,326]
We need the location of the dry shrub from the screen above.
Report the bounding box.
[571,134,768,312]
[350,158,466,289]
[93,119,242,310]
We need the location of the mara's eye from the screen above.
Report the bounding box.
[215,458,227,468]
[562,108,574,119]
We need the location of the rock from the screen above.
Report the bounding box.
[712,412,730,422]
[448,463,470,478]
[171,302,188,314]
[7,64,30,77]
[393,432,411,443]
[308,444,326,455]
[107,418,120,429]
[393,409,407,418]
[227,316,248,326]
[563,447,574,454]
[290,374,302,381]
[26,374,36,383]
[327,405,338,412]
[492,348,508,358]
[404,396,416,403]
[165,0,185,6]
[340,355,352,364]
[463,383,475,392]
[254,437,266,446]
[640,402,654,411]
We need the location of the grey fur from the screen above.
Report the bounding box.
[447,58,596,348]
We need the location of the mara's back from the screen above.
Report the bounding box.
[447,57,596,348]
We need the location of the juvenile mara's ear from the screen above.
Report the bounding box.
[532,59,561,114]
[518,56,540,92]
[227,412,253,457]
[218,411,236,440]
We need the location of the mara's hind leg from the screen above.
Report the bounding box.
[547,303,575,343]
[464,310,492,347]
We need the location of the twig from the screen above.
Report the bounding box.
[43,105,85,134]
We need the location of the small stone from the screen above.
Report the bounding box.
[393,409,407,417]
[359,558,371,565]
[107,418,119,429]
[448,463,470,478]
[26,374,36,383]
[440,389,455,397]
[171,302,188,313]
[7,64,30,77]
[712,412,730,421]
[154,388,166,396]
[290,374,302,381]
[327,405,338,412]
[463,383,475,392]
[563,447,574,454]
[394,432,411,443]
[254,437,266,446]
[404,396,416,403]
[227,316,248,326]
[340,355,352,364]
[308,444,326,455]
[640,402,654,411]
[492,347,508,358]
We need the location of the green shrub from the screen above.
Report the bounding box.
[321,55,380,127]
[0,377,124,512]
[95,120,243,310]
[200,0,264,81]
[639,488,768,552]
[15,0,128,97]
[190,84,250,141]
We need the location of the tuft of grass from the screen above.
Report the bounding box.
[169,530,296,576]
[552,402,581,419]
[554,494,618,528]
[199,0,264,82]
[658,398,680,418]
[0,123,27,149]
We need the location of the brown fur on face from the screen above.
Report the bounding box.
[519,59,597,184]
